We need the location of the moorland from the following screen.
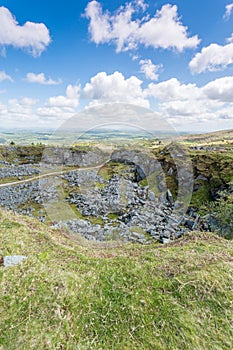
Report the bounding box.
[0,128,232,349]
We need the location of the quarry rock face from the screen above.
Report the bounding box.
[41,147,108,167]
[0,157,200,244]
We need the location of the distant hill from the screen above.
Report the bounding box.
[180,128,233,144]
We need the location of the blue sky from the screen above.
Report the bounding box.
[1,0,233,132]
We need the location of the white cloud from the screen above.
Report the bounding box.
[0,84,81,128]
[226,33,233,43]
[0,70,13,82]
[139,59,161,80]
[21,97,38,106]
[48,84,80,108]
[82,73,233,131]
[131,53,140,61]
[7,98,38,121]
[159,100,207,117]
[0,6,51,56]
[189,42,233,73]
[1,72,233,131]
[223,3,233,21]
[144,77,232,131]
[0,101,7,116]
[83,71,149,107]
[137,4,200,51]
[36,106,75,120]
[203,76,233,102]
[85,1,113,46]
[135,0,148,11]
[26,72,62,85]
[85,1,200,53]
[146,78,202,101]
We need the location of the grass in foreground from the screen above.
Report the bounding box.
[0,209,233,350]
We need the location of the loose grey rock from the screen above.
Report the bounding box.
[4,255,27,267]
[0,157,200,245]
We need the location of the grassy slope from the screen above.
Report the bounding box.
[0,209,233,350]
[180,128,233,145]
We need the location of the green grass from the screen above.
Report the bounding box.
[191,181,212,207]
[89,216,105,226]
[0,209,233,349]
[98,162,132,181]
[107,213,119,220]
[0,174,35,185]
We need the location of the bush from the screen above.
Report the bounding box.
[201,184,233,239]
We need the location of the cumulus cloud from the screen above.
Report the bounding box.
[203,76,233,102]
[85,1,200,53]
[144,77,233,130]
[2,72,233,131]
[83,71,149,107]
[145,78,202,101]
[0,70,13,82]
[36,106,75,120]
[223,3,233,21]
[139,59,161,80]
[189,42,233,73]
[0,87,80,128]
[48,84,80,108]
[7,98,38,121]
[26,72,62,85]
[0,6,51,56]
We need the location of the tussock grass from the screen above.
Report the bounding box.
[0,209,233,349]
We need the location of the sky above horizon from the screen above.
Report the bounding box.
[1,0,233,132]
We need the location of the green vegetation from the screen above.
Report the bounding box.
[154,148,233,206]
[98,162,132,181]
[0,144,45,164]
[107,213,119,220]
[0,174,33,185]
[191,180,212,207]
[154,147,233,238]
[200,185,233,239]
[0,209,233,349]
[0,130,232,240]
[0,129,233,348]
[89,216,105,226]
[181,128,233,147]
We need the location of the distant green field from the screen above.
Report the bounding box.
[0,129,183,146]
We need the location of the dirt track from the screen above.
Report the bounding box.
[0,161,109,188]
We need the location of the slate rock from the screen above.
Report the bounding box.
[4,255,27,267]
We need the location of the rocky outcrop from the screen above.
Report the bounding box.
[0,160,200,244]
[41,147,108,167]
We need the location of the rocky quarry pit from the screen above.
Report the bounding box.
[0,146,202,244]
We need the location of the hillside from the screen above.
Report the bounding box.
[180,129,233,147]
[0,209,233,350]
